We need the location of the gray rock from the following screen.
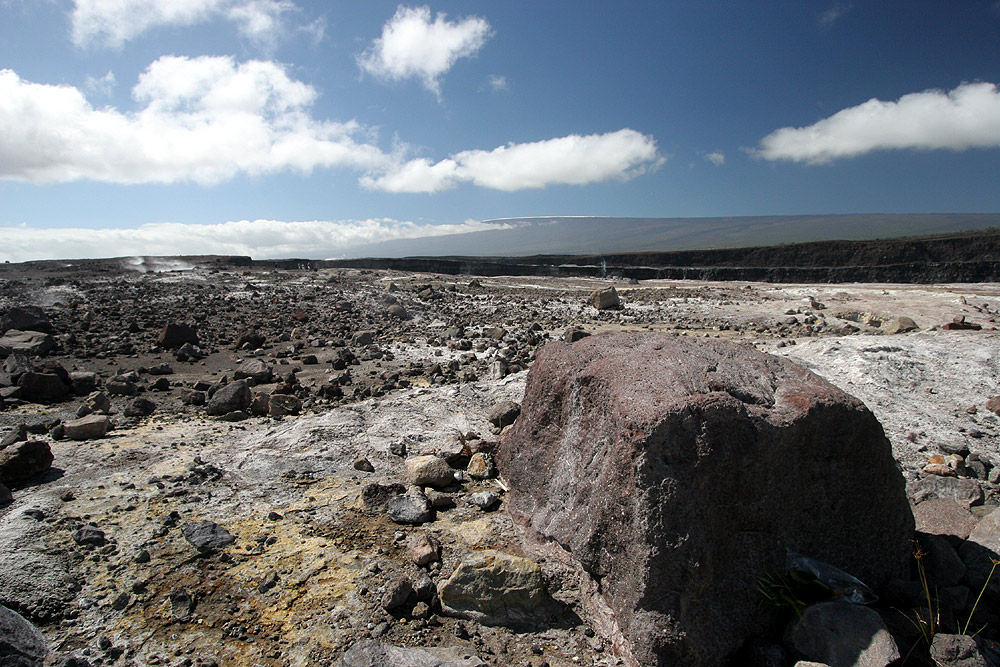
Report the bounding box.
[235,359,273,384]
[0,441,53,483]
[0,484,10,505]
[180,389,206,406]
[63,414,110,441]
[438,550,560,628]
[206,380,251,416]
[786,601,899,667]
[84,391,110,414]
[71,526,106,547]
[0,603,48,664]
[381,578,413,611]
[591,287,622,310]
[104,375,138,396]
[929,633,988,667]
[337,640,485,667]
[916,532,966,588]
[352,330,375,347]
[468,492,501,511]
[0,505,79,622]
[16,371,70,403]
[157,323,198,349]
[181,521,235,553]
[0,307,51,334]
[387,489,434,525]
[486,401,520,430]
[124,397,156,417]
[387,304,409,320]
[0,331,54,357]
[405,455,455,488]
[960,508,1000,596]
[0,425,27,450]
[908,475,984,507]
[496,333,913,667]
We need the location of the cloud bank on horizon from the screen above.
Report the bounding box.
[1,1,999,262]
[0,218,507,264]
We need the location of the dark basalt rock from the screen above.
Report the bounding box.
[496,332,913,667]
[157,323,198,349]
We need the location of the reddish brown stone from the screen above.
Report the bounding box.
[496,332,913,667]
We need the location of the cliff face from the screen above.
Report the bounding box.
[318,229,1000,284]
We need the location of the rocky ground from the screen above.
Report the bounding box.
[2,258,1000,666]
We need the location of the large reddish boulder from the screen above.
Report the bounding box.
[496,333,913,667]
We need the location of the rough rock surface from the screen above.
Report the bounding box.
[0,441,53,483]
[496,332,913,667]
[206,380,251,416]
[786,602,900,667]
[0,603,48,664]
[63,414,110,440]
[437,550,560,628]
[337,640,486,667]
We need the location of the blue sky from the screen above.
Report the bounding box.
[1,0,999,260]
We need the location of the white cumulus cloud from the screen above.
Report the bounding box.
[755,82,1000,164]
[0,218,503,263]
[358,5,491,96]
[0,57,393,185]
[362,129,662,193]
[71,0,296,48]
[705,151,725,166]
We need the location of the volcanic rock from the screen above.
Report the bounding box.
[590,286,622,310]
[206,380,251,416]
[63,414,110,440]
[437,550,559,628]
[405,455,455,488]
[337,640,486,667]
[496,332,913,667]
[235,359,273,384]
[0,307,51,334]
[267,393,301,417]
[0,440,53,483]
[786,602,899,667]
[181,521,236,553]
[124,397,156,417]
[17,369,71,403]
[0,484,10,505]
[0,603,48,664]
[407,534,441,566]
[0,331,54,357]
[884,316,918,334]
[387,489,434,525]
[486,401,520,430]
[157,323,198,349]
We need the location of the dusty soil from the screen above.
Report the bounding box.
[2,258,1000,666]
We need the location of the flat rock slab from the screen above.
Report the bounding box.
[0,331,54,357]
[914,498,977,540]
[338,640,485,667]
[63,414,110,441]
[497,333,913,667]
[437,550,560,628]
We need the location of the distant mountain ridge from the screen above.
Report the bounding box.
[342,214,1000,258]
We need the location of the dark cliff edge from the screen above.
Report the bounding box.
[318,228,1000,284]
[4,229,1000,284]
